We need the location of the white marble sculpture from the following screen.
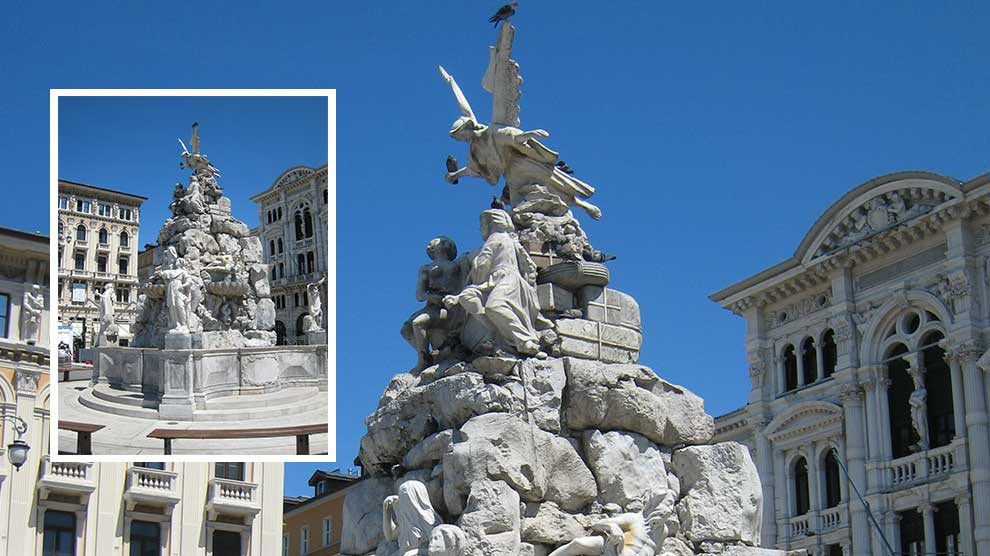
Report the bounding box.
[95,283,118,346]
[401,236,471,370]
[439,23,602,221]
[160,247,197,334]
[909,386,929,451]
[19,285,43,345]
[306,277,326,332]
[444,209,549,357]
[547,488,678,556]
[383,481,441,556]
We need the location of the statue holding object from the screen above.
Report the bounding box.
[439,23,602,221]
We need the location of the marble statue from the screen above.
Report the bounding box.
[95,283,119,346]
[909,386,929,451]
[444,209,550,357]
[439,23,602,221]
[383,481,441,556]
[401,236,471,370]
[160,247,197,334]
[307,277,327,332]
[547,488,678,556]
[426,525,467,556]
[19,285,43,344]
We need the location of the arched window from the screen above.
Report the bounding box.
[76,224,87,241]
[271,266,277,281]
[783,345,798,392]
[793,457,810,516]
[269,240,275,256]
[119,231,129,248]
[822,329,837,377]
[886,343,914,458]
[296,313,309,336]
[303,207,313,238]
[275,321,287,345]
[277,238,283,253]
[802,337,818,384]
[294,210,304,240]
[297,254,306,275]
[823,450,841,508]
[921,330,954,448]
[98,228,108,245]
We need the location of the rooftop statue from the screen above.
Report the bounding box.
[440,23,602,221]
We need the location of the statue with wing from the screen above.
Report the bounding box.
[440,23,602,221]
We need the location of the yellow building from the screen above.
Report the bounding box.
[283,470,359,556]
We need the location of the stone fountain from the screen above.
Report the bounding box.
[88,124,328,420]
[340,20,801,556]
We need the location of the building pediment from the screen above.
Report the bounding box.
[765,401,843,446]
[800,173,963,263]
[273,166,315,189]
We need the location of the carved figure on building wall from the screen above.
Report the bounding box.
[909,385,929,452]
[444,209,552,357]
[19,285,43,345]
[382,481,442,556]
[439,23,602,221]
[401,236,472,370]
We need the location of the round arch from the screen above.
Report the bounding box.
[859,290,952,365]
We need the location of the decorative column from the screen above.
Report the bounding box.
[943,344,968,442]
[861,371,880,463]
[957,494,975,556]
[797,347,807,387]
[840,383,871,556]
[920,503,937,556]
[966,343,990,556]
[754,416,777,546]
[876,367,894,461]
[774,449,788,547]
[807,440,822,534]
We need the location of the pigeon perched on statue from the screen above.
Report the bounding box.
[446,154,459,184]
[491,196,504,210]
[555,160,575,175]
[488,2,517,27]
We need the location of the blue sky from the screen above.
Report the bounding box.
[58,96,329,245]
[3,1,987,497]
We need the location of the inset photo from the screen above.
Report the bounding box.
[51,90,335,459]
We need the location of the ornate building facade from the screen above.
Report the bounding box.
[250,165,329,345]
[57,179,146,351]
[712,171,990,556]
[282,469,358,556]
[1,460,284,555]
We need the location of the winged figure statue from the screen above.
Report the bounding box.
[440,23,601,220]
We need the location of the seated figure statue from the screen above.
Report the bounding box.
[444,209,552,357]
[400,236,471,370]
[547,488,679,556]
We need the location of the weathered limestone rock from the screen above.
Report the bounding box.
[360,372,519,474]
[458,480,521,556]
[239,236,263,263]
[402,430,454,471]
[564,358,714,446]
[255,298,276,330]
[341,477,394,555]
[443,413,596,515]
[662,537,696,556]
[521,502,593,545]
[518,358,566,433]
[672,442,762,545]
[584,429,667,508]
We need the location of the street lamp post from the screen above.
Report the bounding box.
[2,415,30,470]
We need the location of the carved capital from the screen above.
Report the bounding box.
[945,340,985,366]
[840,383,865,404]
[14,368,40,394]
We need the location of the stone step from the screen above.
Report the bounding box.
[78,384,326,422]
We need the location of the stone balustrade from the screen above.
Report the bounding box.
[789,515,810,538]
[124,466,180,510]
[820,505,846,532]
[206,477,261,519]
[883,440,965,489]
[38,456,96,500]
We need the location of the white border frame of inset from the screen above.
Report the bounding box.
[49,89,337,463]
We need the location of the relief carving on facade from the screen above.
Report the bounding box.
[767,291,831,329]
[814,189,953,259]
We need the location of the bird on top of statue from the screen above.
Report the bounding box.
[490,196,504,210]
[446,154,459,184]
[488,2,518,27]
[555,160,574,175]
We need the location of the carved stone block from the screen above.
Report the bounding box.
[536,283,574,312]
[555,318,641,364]
[575,286,641,331]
